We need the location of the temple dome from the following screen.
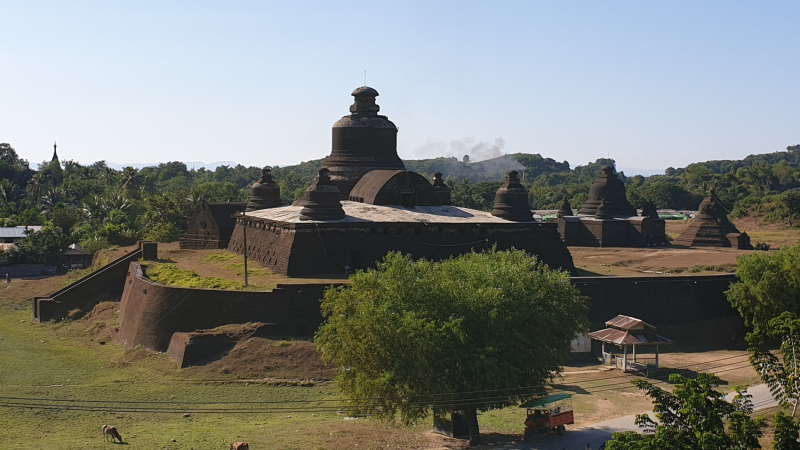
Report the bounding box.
[577,165,637,217]
[349,170,441,207]
[322,86,405,197]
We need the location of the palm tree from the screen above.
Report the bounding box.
[103,188,131,212]
[120,167,140,188]
[82,195,106,224]
[0,179,20,205]
[99,166,117,186]
[39,185,65,213]
[139,173,157,198]
[25,172,48,204]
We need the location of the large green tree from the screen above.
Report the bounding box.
[314,250,589,445]
[606,373,764,450]
[726,244,800,335]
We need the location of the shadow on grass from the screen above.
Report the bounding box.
[574,268,604,277]
[550,384,591,395]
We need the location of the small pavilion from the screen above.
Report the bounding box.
[589,315,672,372]
[63,243,92,270]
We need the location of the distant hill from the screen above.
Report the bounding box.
[268,153,576,185]
[105,144,800,185]
[106,160,238,171]
[672,145,800,175]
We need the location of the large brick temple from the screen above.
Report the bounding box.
[227,86,575,276]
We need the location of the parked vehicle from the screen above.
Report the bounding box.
[521,393,574,441]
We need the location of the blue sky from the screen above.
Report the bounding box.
[1,1,798,174]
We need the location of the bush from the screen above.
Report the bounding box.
[144,263,267,291]
[143,222,182,243]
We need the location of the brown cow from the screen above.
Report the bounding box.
[230,443,249,450]
[102,424,123,443]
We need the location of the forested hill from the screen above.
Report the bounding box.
[669,144,800,176]
[3,141,800,265]
[274,153,590,186]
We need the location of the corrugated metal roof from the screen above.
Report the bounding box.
[588,328,673,346]
[64,243,90,256]
[605,315,654,331]
[0,226,42,238]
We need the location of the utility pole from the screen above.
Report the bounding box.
[242,210,248,286]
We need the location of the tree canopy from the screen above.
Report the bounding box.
[606,373,763,450]
[726,244,800,335]
[314,250,589,445]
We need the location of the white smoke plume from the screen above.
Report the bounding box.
[415,137,507,162]
[411,136,525,181]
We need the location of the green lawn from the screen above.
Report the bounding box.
[0,304,377,450]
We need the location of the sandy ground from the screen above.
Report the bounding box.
[568,218,800,277]
[570,246,746,276]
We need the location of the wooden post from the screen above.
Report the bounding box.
[623,345,627,372]
[242,212,248,287]
[656,344,659,368]
[633,344,637,363]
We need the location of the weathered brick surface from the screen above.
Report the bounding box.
[573,273,738,326]
[118,262,336,351]
[118,261,740,353]
[34,241,154,322]
[558,216,668,247]
[228,216,576,276]
[179,202,245,249]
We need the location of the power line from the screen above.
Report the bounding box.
[0,355,757,414]
[0,354,751,406]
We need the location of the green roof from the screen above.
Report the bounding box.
[519,393,573,408]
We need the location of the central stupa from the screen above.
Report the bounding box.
[228,86,575,276]
[321,86,405,197]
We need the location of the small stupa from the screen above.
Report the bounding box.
[641,201,658,219]
[431,172,452,205]
[578,165,637,217]
[594,199,615,219]
[491,171,533,222]
[299,169,346,221]
[246,167,282,212]
[674,188,752,249]
[557,198,574,218]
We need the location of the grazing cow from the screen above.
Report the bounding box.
[230,443,249,450]
[102,425,123,443]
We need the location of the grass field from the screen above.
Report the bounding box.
[0,303,464,450]
[1,233,794,449]
[0,298,769,449]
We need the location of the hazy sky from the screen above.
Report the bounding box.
[2,1,799,174]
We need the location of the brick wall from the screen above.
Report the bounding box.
[118,262,336,351]
[228,218,576,277]
[34,242,156,322]
[117,260,740,353]
[572,273,739,326]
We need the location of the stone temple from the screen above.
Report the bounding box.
[674,188,753,249]
[556,165,669,247]
[228,87,575,276]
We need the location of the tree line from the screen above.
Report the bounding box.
[3,142,800,264]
